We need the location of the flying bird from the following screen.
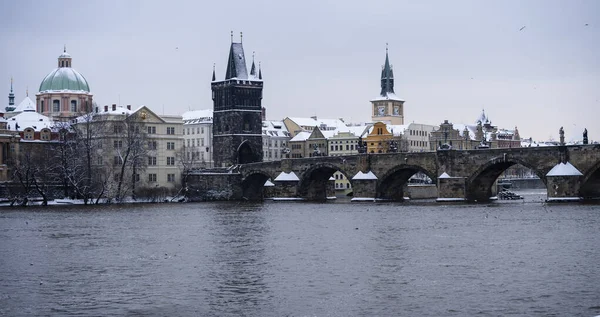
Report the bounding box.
[519,26,526,31]
[585,23,589,26]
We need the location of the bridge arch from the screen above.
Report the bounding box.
[241,170,274,201]
[466,155,547,202]
[377,164,437,201]
[297,162,352,201]
[580,160,600,199]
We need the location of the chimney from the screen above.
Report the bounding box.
[104,105,108,112]
[112,104,116,111]
[127,104,131,110]
[261,107,266,121]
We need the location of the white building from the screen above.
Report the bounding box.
[182,109,213,169]
[262,120,291,161]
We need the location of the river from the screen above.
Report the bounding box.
[1,191,599,316]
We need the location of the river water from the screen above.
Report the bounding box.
[1,191,599,316]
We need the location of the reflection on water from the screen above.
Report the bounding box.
[0,199,599,316]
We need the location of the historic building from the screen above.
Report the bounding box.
[182,109,213,169]
[429,110,521,150]
[262,120,291,162]
[211,35,263,167]
[36,47,93,121]
[80,104,183,192]
[370,46,405,125]
[283,116,347,138]
[364,122,402,153]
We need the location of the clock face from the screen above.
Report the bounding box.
[378,106,385,116]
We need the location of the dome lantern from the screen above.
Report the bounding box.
[58,44,72,68]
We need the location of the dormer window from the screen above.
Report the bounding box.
[24,128,34,140]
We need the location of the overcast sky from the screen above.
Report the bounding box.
[1,0,598,141]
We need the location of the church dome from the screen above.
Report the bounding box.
[39,68,90,92]
[38,47,90,93]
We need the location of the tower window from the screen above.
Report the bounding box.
[71,100,77,112]
[40,100,44,112]
[53,100,60,112]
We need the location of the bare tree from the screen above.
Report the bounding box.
[113,112,148,202]
[10,142,60,206]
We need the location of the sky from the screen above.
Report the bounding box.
[1,0,598,142]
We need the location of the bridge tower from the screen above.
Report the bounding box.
[211,32,264,167]
[370,44,405,125]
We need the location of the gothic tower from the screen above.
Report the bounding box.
[6,77,15,112]
[211,33,264,167]
[370,45,405,125]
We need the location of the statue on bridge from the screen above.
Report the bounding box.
[583,128,588,145]
[559,126,565,145]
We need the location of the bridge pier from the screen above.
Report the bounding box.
[436,173,467,202]
[350,171,378,202]
[545,161,583,202]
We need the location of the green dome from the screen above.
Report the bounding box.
[39,67,90,92]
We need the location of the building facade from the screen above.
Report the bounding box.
[262,120,291,161]
[182,109,213,169]
[211,36,263,167]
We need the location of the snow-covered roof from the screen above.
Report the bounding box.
[182,109,213,122]
[7,111,54,131]
[264,179,275,187]
[370,92,404,102]
[352,171,378,180]
[476,109,490,125]
[13,96,36,113]
[287,117,348,131]
[262,120,290,138]
[546,162,583,176]
[290,131,312,142]
[453,124,479,141]
[274,171,300,181]
[439,172,452,178]
[387,124,409,137]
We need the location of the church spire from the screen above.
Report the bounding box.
[380,43,395,97]
[212,63,216,81]
[7,77,15,111]
[224,32,249,80]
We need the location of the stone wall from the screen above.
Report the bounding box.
[186,173,243,201]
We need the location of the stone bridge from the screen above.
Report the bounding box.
[186,144,600,202]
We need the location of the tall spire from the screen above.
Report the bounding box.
[249,51,256,77]
[380,43,395,97]
[258,62,262,80]
[64,44,67,53]
[7,77,15,112]
[212,63,216,81]
[225,32,249,80]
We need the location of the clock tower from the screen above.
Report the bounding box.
[370,45,404,125]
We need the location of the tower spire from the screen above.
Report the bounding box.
[380,44,395,97]
[250,51,257,77]
[258,62,262,80]
[64,44,66,53]
[212,63,216,81]
[240,31,243,43]
[7,77,15,112]
[230,30,233,43]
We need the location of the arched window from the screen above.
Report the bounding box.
[71,100,77,112]
[40,100,44,112]
[53,100,60,112]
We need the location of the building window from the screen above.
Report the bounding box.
[97,156,103,165]
[167,174,175,182]
[167,142,175,150]
[113,140,123,149]
[148,141,157,150]
[192,128,195,135]
[24,129,34,140]
[71,100,77,112]
[147,126,156,134]
[114,124,123,134]
[148,156,157,165]
[113,156,123,165]
[53,100,60,112]
[201,127,204,134]
[40,100,44,112]
[167,157,175,165]
[148,174,157,182]
[167,127,175,135]
[134,174,140,182]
